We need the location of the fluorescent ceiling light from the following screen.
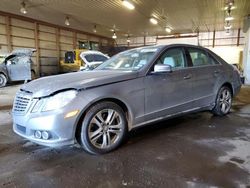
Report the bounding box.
[20,2,27,14]
[122,0,135,10]
[150,17,158,25]
[165,27,172,33]
[93,25,97,33]
[65,16,70,26]
[224,5,236,10]
[112,32,117,39]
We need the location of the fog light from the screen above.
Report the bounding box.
[42,131,49,140]
[34,130,42,139]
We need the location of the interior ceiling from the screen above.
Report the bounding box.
[0,0,249,38]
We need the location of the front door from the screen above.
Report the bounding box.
[144,47,194,122]
[6,56,31,81]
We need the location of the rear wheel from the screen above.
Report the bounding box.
[77,102,128,155]
[212,86,232,116]
[0,73,7,88]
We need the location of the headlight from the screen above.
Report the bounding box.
[31,90,77,112]
[43,90,77,111]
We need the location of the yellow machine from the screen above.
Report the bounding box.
[59,49,87,73]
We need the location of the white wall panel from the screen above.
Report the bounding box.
[12,37,35,47]
[0,24,6,34]
[209,46,243,64]
[60,43,73,51]
[39,40,57,50]
[0,46,8,53]
[40,49,57,57]
[60,35,73,44]
[77,33,87,39]
[0,16,5,24]
[39,25,55,33]
[39,32,56,42]
[88,36,99,42]
[11,26,34,37]
[0,35,7,44]
[157,37,198,45]
[146,36,156,43]
[11,18,34,29]
[60,29,73,37]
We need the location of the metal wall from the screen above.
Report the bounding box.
[0,14,112,76]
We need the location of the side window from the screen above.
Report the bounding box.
[157,48,186,69]
[209,55,220,65]
[187,48,211,67]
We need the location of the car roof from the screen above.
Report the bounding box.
[124,44,206,53]
[80,50,107,56]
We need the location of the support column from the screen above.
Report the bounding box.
[73,32,77,49]
[243,16,250,85]
[212,30,215,48]
[243,29,250,84]
[34,22,40,77]
[55,28,60,72]
[5,16,12,52]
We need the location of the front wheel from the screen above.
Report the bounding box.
[0,73,7,88]
[212,86,232,116]
[77,102,128,155]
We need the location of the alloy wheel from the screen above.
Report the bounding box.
[219,89,232,114]
[88,109,122,149]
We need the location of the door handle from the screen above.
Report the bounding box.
[214,70,220,73]
[184,74,192,80]
[214,70,220,76]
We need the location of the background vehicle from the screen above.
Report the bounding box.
[79,51,109,71]
[60,49,109,72]
[12,44,241,154]
[59,49,87,73]
[0,53,9,64]
[0,49,36,87]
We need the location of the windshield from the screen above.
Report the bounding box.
[85,54,108,62]
[96,46,160,71]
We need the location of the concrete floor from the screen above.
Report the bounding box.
[0,85,250,188]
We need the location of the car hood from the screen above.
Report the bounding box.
[20,70,138,98]
[11,49,36,56]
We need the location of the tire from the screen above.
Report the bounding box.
[0,73,7,88]
[212,86,232,116]
[77,102,128,155]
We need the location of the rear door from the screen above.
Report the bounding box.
[144,47,194,121]
[185,47,223,108]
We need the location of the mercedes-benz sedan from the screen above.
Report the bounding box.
[12,44,242,154]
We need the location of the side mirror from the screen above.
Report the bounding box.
[153,64,172,73]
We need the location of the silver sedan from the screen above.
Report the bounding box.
[12,44,242,154]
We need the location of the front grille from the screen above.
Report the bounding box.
[13,91,32,114]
